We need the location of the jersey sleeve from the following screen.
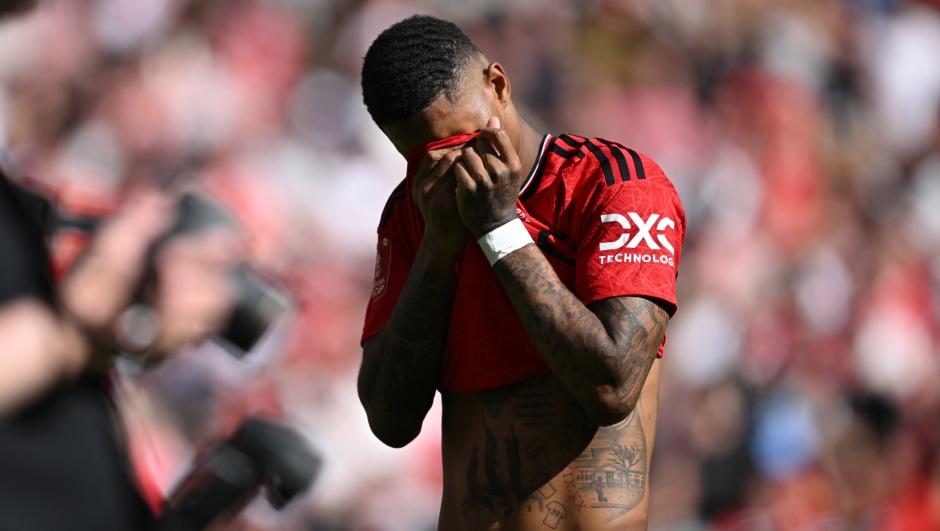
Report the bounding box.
[573,155,686,316]
[361,182,419,344]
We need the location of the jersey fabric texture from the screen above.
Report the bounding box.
[361,133,687,394]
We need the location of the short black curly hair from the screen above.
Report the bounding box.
[361,15,482,127]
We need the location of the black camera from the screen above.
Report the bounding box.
[155,417,321,531]
[153,193,289,356]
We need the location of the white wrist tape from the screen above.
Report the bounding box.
[477,218,533,266]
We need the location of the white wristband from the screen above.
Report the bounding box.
[477,218,533,266]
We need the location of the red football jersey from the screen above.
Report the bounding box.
[362,133,686,393]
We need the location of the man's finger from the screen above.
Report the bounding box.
[417,148,463,196]
[415,151,437,178]
[480,150,509,180]
[414,147,455,186]
[475,132,500,159]
[412,154,436,199]
[428,150,463,180]
[453,162,477,193]
[424,156,463,201]
[477,128,519,169]
[428,171,459,203]
[425,146,464,170]
[461,146,491,186]
[475,129,515,181]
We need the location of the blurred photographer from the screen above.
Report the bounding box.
[0,2,244,522]
[0,174,242,531]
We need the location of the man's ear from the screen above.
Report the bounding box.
[485,62,511,106]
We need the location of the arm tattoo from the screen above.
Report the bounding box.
[358,243,455,417]
[577,402,649,521]
[493,244,668,418]
[590,296,667,407]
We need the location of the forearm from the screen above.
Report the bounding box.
[0,298,90,417]
[492,244,663,425]
[358,237,457,442]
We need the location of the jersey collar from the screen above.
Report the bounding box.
[518,134,552,199]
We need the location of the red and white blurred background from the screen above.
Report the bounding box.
[2,0,940,529]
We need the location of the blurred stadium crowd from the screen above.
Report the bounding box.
[2,0,940,529]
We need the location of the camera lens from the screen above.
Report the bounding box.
[219,265,289,355]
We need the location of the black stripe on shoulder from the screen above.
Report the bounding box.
[537,230,575,267]
[624,147,646,180]
[557,134,586,150]
[596,139,631,182]
[583,141,615,186]
[549,143,585,160]
[379,182,407,229]
[596,139,647,180]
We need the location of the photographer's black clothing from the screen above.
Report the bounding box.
[0,175,154,531]
[0,175,52,303]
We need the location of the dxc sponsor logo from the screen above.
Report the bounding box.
[598,212,675,266]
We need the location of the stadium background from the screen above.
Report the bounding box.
[2,0,940,529]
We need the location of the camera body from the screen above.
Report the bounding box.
[155,417,321,531]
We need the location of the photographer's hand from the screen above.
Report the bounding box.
[61,189,174,343]
[0,189,173,416]
[63,189,243,363]
[149,228,242,358]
